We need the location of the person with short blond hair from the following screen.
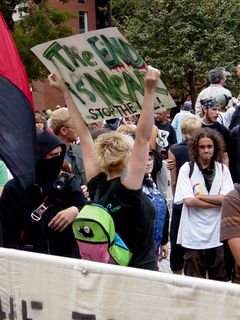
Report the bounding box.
[93,131,134,175]
[180,116,201,140]
[50,107,72,135]
[149,125,159,151]
[50,107,87,186]
[49,67,161,270]
[116,123,136,137]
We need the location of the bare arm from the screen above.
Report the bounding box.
[48,74,101,181]
[183,197,219,209]
[121,67,161,190]
[168,150,177,196]
[159,244,169,261]
[222,152,229,167]
[195,194,224,206]
[48,206,79,232]
[228,238,240,267]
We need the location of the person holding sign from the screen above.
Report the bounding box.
[48,66,161,270]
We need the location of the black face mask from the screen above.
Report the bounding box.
[36,156,63,185]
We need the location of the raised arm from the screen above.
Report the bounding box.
[48,74,101,181]
[121,66,160,190]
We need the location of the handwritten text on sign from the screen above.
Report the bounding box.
[32,28,175,123]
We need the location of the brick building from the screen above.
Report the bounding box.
[32,0,108,111]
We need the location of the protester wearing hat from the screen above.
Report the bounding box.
[195,67,233,117]
[0,130,85,257]
[171,101,196,143]
[216,94,233,128]
[201,96,230,166]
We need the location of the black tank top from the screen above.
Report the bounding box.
[170,141,189,176]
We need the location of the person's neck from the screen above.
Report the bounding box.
[198,158,211,169]
[65,142,71,149]
[57,134,71,149]
[158,120,167,125]
[211,83,222,87]
[201,116,212,125]
[106,171,121,181]
[219,81,224,87]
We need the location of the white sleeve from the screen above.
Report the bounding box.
[226,89,233,108]
[220,165,234,195]
[174,163,194,205]
[171,114,178,129]
[224,106,235,128]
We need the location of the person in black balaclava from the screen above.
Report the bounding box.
[0,130,85,258]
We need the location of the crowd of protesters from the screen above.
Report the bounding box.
[1,65,240,283]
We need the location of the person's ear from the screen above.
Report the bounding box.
[59,126,68,136]
[202,106,207,114]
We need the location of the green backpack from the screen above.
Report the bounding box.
[72,184,132,266]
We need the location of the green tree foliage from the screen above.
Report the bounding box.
[1,0,69,29]
[112,0,137,30]
[113,0,240,103]
[0,1,21,30]
[1,0,73,81]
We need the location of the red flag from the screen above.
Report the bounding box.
[0,12,36,188]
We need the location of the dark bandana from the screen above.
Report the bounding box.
[197,160,215,192]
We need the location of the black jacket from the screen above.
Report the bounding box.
[0,130,85,257]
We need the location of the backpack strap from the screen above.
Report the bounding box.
[188,161,194,178]
[30,172,73,222]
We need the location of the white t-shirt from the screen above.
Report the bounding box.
[217,106,236,129]
[174,161,234,249]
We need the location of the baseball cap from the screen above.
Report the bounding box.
[215,94,231,108]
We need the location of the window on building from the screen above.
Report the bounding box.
[78,0,86,3]
[79,12,88,33]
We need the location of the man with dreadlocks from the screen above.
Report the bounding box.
[174,128,233,280]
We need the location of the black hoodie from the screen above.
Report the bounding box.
[35,130,66,187]
[0,130,85,257]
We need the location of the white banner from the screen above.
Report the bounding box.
[31,28,176,123]
[0,248,240,319]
